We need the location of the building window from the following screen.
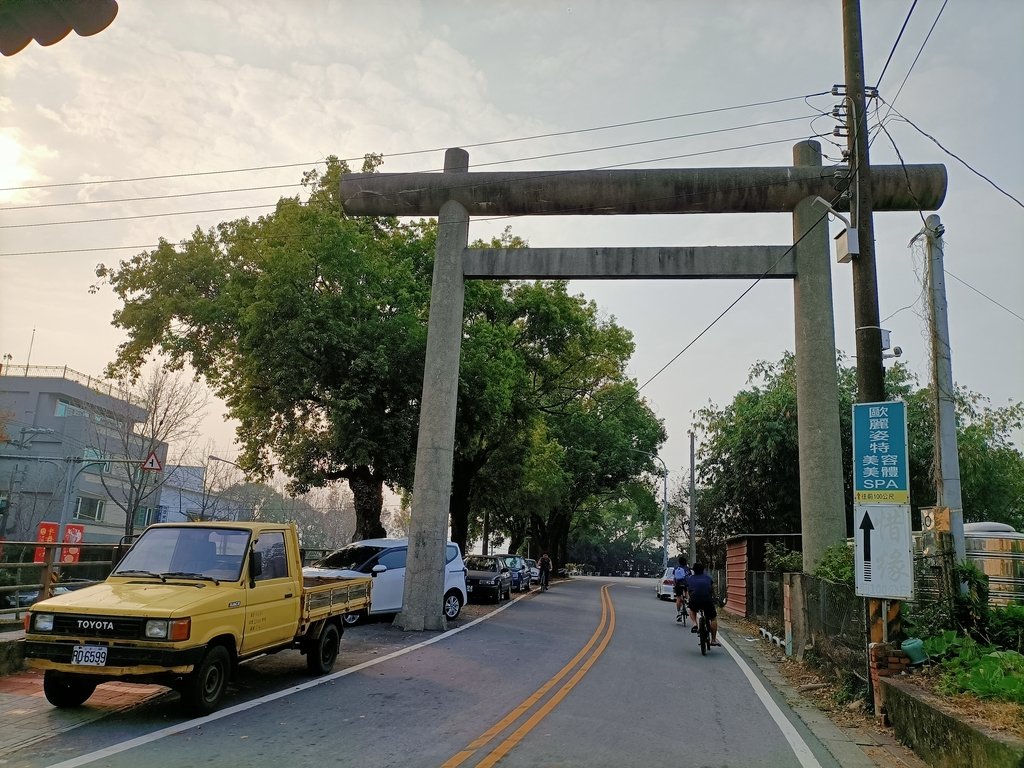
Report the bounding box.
[82,448,111,474]
[74,497,105,522]
[133,506,154,530]
[55,399,89,419]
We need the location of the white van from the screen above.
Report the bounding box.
[303,538,468,624]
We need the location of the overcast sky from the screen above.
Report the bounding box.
[2,0,1022,496]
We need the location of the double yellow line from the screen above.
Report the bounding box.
[442,584,616,768]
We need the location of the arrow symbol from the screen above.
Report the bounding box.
[859,511,874,562]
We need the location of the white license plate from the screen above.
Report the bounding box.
[466,585,474,592]
[71,645,107,666]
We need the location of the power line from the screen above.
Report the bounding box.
[0,183,304,212]
[1,203,280,230]
[0,133,825,254]
[635,209,831,394]
[1,113,819,220]
[883,0,948,116]
[874,0,919,90]
[0,91,830,194]
[879,98,1023,209]
[946,270,1024,324]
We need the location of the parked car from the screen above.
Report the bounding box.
[2,586,71,608]
[494,554,531,592]
[304,538,468,624]
[524,558,540,583]
[464,554,512,603]
[655,567,676,600]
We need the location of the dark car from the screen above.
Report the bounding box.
[2,585,71,608]
[495,553,531,592]
[464,555,512,603]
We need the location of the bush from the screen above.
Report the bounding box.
[923,630,1024,704]
[763,542,802,573]
[986,604,1024,654]
[904,597,954,641]
[813,543,854,585]
[952,561,990,637]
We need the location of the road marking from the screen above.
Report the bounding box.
[718,635,823,768]
[442,584,615,768]
[42,596,527,768]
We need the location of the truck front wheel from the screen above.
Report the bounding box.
[182,644,231,716]
[43,671,97,708]
[306,622,341,675]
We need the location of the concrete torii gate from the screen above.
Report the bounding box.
[341,141,946,630]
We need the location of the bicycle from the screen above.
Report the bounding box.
[696,607,711,655]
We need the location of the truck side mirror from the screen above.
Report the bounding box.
[248,550,263,587]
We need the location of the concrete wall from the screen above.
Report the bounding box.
[882,676,1024,768]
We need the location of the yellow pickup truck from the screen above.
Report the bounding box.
[24,521,370,715]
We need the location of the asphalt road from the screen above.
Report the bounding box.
[8,578,848,768]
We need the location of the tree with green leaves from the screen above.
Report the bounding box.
[693,352,1024,564]
[95,155,432,541]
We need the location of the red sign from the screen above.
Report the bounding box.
[33,521,59,563]
[61,523,86,564]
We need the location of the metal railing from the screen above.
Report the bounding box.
[0,540,124,626]
[0,364,127,399]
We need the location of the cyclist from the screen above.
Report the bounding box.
[687,562,720,646]
[538,552,552,591]
[672,555,691,622]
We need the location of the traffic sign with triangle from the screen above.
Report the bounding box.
[141,451,163,472]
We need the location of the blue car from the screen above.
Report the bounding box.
[495,554,531,592]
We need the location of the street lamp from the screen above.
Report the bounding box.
[208,454,242,470]
[208,455,246,521]
[629,448,669,569]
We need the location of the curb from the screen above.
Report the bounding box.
[721,618,926,768]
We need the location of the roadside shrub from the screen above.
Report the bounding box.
[923,630,1024,704]
[904,597,954,641]
[813,543,854,585]
[763,542,802,573]
[952,561,990,637]
[986,604,1024,654]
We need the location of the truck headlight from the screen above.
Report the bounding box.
[32,613,54,632]
[145,618,191,641]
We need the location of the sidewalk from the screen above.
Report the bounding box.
[721,618,927,768]
[0,631,168,758]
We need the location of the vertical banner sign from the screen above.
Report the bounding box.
[33,521,59,563]
[853,400,909,504]
[62,523,86,564]
[853,401,914,600]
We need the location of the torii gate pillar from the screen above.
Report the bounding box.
[792,141,847,570]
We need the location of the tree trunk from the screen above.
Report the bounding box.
[448,457,476,555]
[546,512,572,570]
[348,466,386,541]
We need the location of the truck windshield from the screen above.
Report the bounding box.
[113,527,251,582]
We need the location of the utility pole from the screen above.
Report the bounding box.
[844,0,893,652]
[922,215,966,569]
[688,431,697,565]
[843,0,885,403]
